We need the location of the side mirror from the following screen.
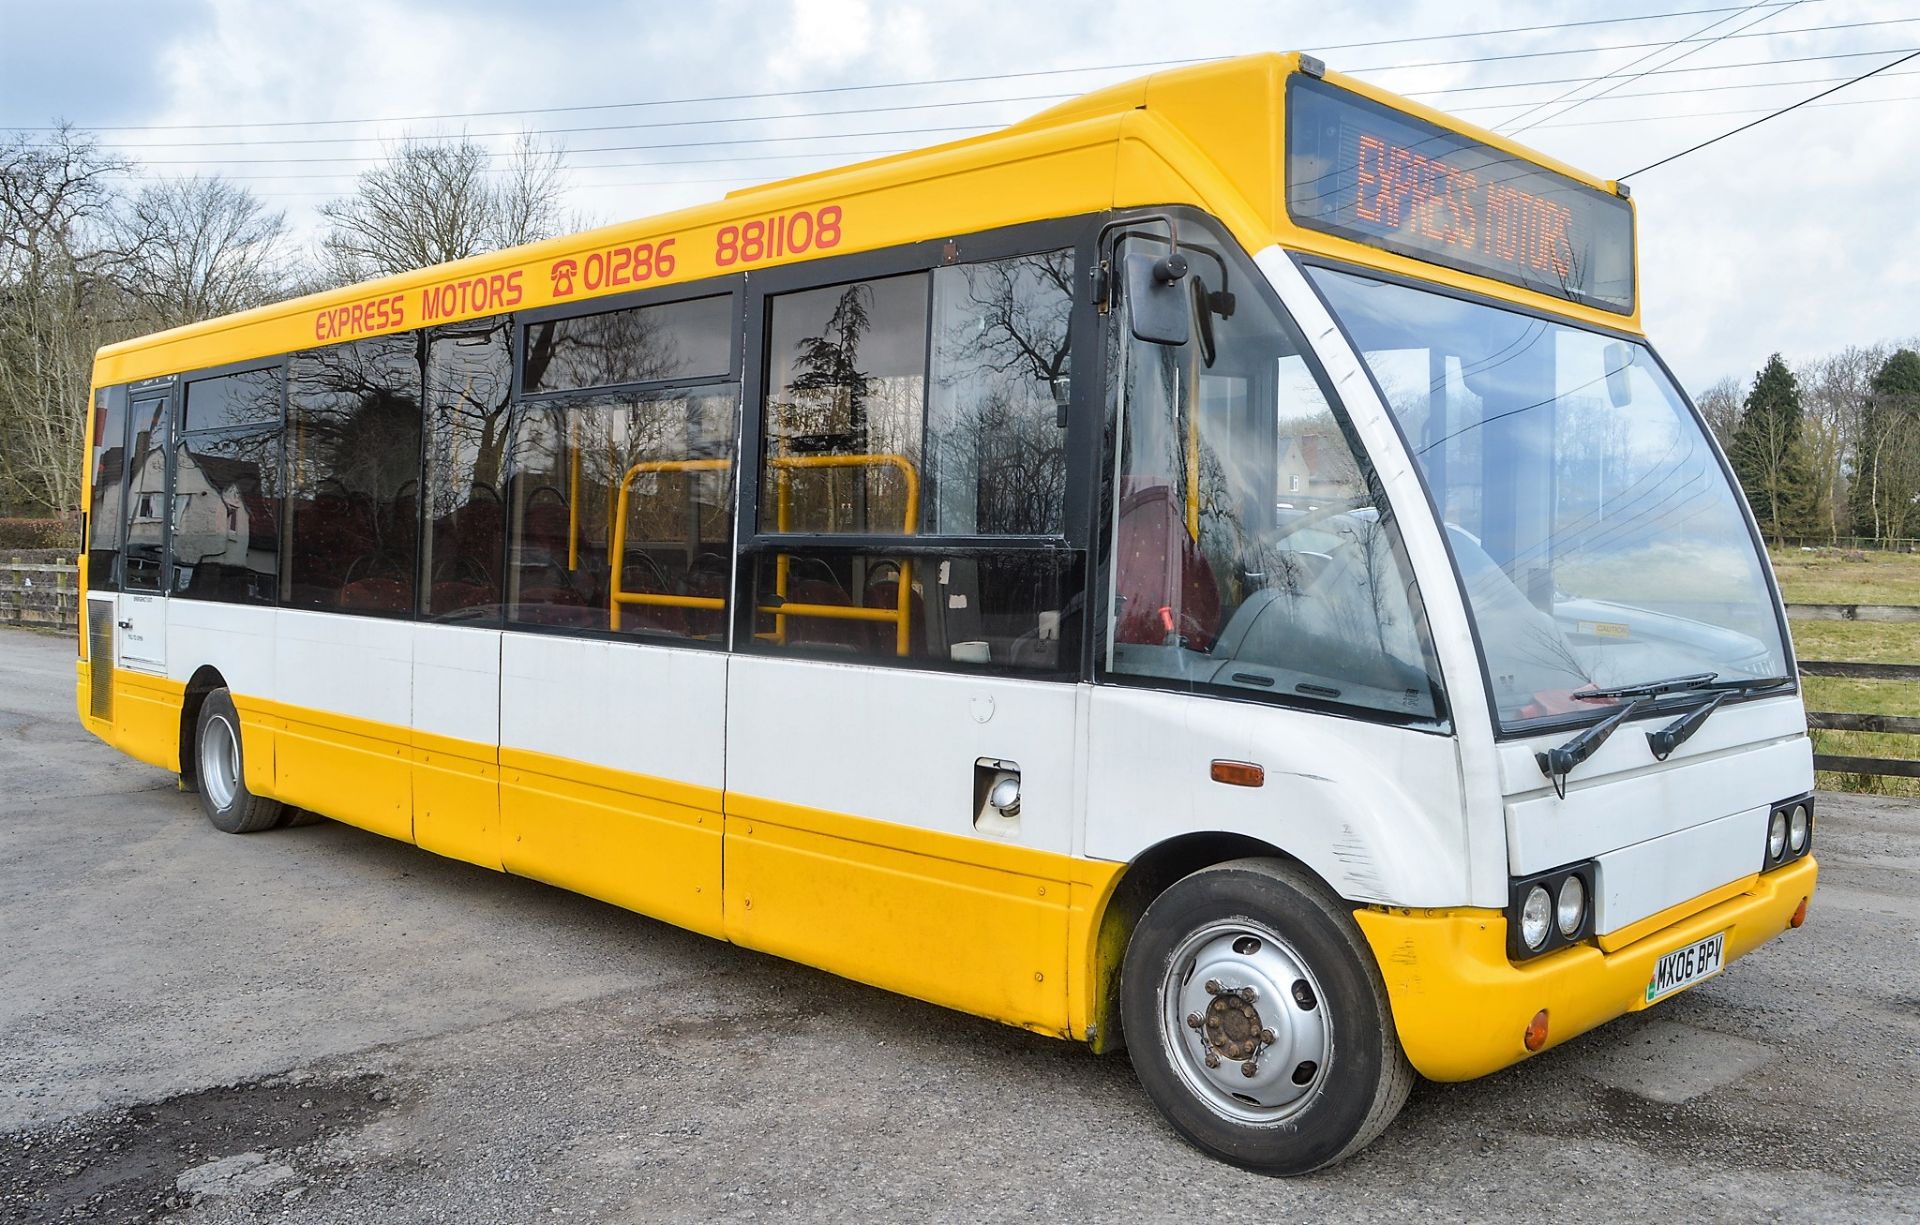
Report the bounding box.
[1124,251,1191,347]
[1603,341,1635,408]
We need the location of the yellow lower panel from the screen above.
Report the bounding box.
[413,731,501,872]
[110,669,185,772]
[501,748,723,940]
[1356,857,1818,1081]
[269,706,412,842]
[723,795,1096,1038]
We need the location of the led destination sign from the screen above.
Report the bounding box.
[1286,76,1635,314]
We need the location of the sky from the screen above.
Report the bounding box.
[3,0,1916,393]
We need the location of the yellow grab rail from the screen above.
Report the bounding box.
[605,451,919,656]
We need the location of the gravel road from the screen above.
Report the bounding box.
[2,626,1916,1223]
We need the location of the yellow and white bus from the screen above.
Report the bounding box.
[76,53,1816,1172]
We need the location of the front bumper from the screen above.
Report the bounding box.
[1354,856,1817,1082]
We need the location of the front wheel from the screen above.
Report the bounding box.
[193,688,284,834]
[1120,857,1413,1174]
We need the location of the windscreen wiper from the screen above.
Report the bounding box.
[1572,672,1719,702]
[1537,699,1643,799]
[1644,674,1795,760]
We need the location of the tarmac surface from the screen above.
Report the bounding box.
[1,625,1916,1223]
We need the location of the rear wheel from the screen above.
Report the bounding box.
[1120,857,1413,1175]
[193,689,283,834]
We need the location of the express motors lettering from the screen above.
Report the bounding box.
[1352,133,1575,279]
[315,293,405,342]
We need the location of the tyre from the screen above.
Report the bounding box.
[192,688,284,834]
[1120,857,1413,1175]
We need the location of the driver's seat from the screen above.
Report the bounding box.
[1112,480,1221,650]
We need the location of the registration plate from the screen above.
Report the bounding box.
[1645,931,1727,1004]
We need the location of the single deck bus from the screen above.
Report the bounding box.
[76,53,1816,1172]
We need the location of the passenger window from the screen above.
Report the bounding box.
[87,388,129,590]
[283,337,424,616]
[761,273,928,535]
[169,369,283,605]
[506,388,735,640]
[1104,234,1440,722]
[121,394,171,593]
[750,549,1079,671]
[423,320,511,620]
[927,252,1073,535]
[523,295,732,393]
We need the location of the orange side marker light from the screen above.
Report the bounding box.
[1790,897,1809,929]
[1523,1009,1550,1052]
[1210,760,1265,788]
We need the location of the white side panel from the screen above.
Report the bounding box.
[115,592,168,672]
[1084,686,1467,907]
[1506,736,1813,877]
[725,656,1078,855]
[1592,806,1770,934]
[499,632,726,789]
[412,623,501,747]
[272,609,413,728]
[166,599,276,693]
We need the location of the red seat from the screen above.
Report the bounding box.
[1113,481,1221,650]
[431,581,493,613]
[339,577,412,613]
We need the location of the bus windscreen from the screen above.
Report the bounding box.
[1285,75,1636,314]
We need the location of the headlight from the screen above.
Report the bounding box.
[1556,874,1586,938]
[1768,810,1788,861]
[1789,804,1809,853]
[1520,885,1553,950]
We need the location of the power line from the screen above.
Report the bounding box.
[0,3,1818,134]
[1452,65,1920,113]
[1532,86,1920,129]
[1499,0,1790,135]
[1413,46,1916,95]
[1621,47,1920,176]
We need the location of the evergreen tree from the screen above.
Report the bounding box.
[1850,348,1920,542]
[1728,354,1820,542]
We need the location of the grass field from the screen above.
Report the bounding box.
[1770,547,1920,797]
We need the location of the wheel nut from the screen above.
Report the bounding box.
[1204,1052,1221,1069]
[1241,1061,1258,1078]
[1186,1013,1202,1029]
[1239,986,1258,1003]
[1204,979,1221,995]
[1259,1028,1276,1045]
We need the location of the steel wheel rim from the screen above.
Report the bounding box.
[201,714,240,812]
[1159,918,1332,1126]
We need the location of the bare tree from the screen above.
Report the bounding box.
[0,125,133,514]
[114,175,295,328]
[1693,375,1742,447]
[317,133,567,284]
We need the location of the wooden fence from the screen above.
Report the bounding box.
[0,556,79,633]
[1788,603,1920,781]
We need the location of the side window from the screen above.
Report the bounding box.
[752,251,1083,673]
[87,387,129,590]
[122,393,171,593]
[1103,231,1440,721]
[927,251,1073,534]
[762,273,928,535]
[423,319,511,620]
[170,367,283,604]
[283,337,423,616]
[506,388,736,639]
[524,295,732,393]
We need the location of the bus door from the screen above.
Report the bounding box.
[722,241,1096,1035]
[117,387,174,671]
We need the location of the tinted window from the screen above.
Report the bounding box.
[169,429,280,604]
[524,295,732,393]
[283,336,423,615]
[122,393,171,592]
[423,320,511,620]
[182,367,281,433]
[762,274,928,535]
[87,387,128,589]
[750,548,1079,671]
[1103,233,1440,723]
[927,252,1073,535]
[507,388,736,639]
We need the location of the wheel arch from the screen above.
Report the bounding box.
[177,665,228,787]
[1086,831,1348,1055]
